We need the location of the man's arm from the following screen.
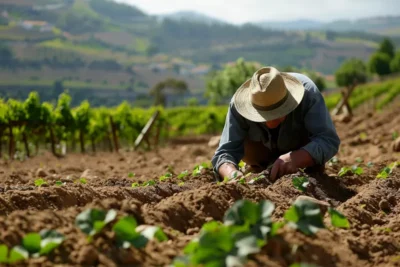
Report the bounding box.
[300,90,341,166]
[211,102,249,180]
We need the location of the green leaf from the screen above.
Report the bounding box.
[367,162,374,168]
[159,173,172,182]
[192,165,204,176]
[79,178,87,184]
[235,235,261,257]
[377,162,398,179]
[139,226,168,242]
[224,200,260,226]
[34,178,47,187]
[328,208,350,228]
[177,170,188,179]
[292,176,309,192]
[0,244,8,264]
[22,233,41,254]
[128,172,135,178]
[55,180,63,186]
[178,182,185,186]
[9,246,28,264]
[113,216,152,249]
[270,222,285,237]
[284,199,325,235]
[75,209,116,236]
[131,182,140,187]
[338,167,351,177]
[238,161,245,168]
[39,230,65,255]
[238,177,246,184]
[355,157,363,163]
[144,180,156,186]
[351,166,363,175]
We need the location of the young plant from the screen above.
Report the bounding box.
[238,177,246,184]
[128,172,135,178]
[178,182,185,186]
[248,174,266,184]
[159,173,172,182]
[113,216,168,249]
[131,182,140,188]
[338,165,363,177]
[79,178,87,184]
[34,178,47,187]
[284,198,325,235]
[328,208,350,228]
[75,208,117,241]
[392,131,399,140]
[192,165,204,176]
[355,157,363,163]
[55,181,64,186]
[377,162,398,179]
[177,170,189,180]
[143,180,156,186]
[328,156,339,166]
[0,230,65,264]
[292,176,309,192]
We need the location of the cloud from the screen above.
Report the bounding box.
[117,0,399,24]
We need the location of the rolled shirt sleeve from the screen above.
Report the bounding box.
[211,102,249,176]
[301,90,341,165]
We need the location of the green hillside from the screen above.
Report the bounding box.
[0,0,399,107]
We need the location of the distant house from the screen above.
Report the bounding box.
[19,20,53,32]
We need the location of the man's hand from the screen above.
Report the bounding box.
[218,163,243,182]
[270,149,315,181]
[270,152,298,181]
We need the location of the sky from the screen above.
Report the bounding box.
[117,0,399,24]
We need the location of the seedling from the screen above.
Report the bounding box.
[338,165,363,177]
[0,230,64,264]
[34,178,47,187]
[177,170,189,180]
[367,162,374,168]
[238,161,246,169]
[167,165,175,173]
[377,162,398,179]
[248,174,266,184]
[131,182,140,188]
[55,181,64,186]
[192,165,204,176]
[113,216,168,249]
[79,178,87,184]
[328,208,350,228]
[328,156,339,166]
[143,180,156,186]
[128,172,135,178]
[159,173,172,182]
[238,177,246,184]
[75,208,117,241]
[355,157,363,163]
[284,198,325,235]
[178,182,185,186]
[392,131,399,140]
[292,176,309,192]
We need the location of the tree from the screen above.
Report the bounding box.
[369,52,392,77]
[378,38,395,58]
[150,78,188,107]
[333,58,368,116]
[205,58,258,105]
[390,52,400,73]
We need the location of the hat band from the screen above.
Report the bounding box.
[251,91,289,111]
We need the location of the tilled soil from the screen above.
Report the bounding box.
[0,107,399,267]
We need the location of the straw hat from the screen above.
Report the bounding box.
[233,67,305,122]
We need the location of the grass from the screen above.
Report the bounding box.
[0,80,126,90]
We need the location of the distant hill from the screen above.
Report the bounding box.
[156,11,226,25]
[1,0,400,107]
[257,16,400,36]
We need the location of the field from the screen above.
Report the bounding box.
[0,95,399,266]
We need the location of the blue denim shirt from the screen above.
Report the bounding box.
[211,73,340,176]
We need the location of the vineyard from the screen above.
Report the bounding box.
[0,79,399,266]
[1,76,400,161]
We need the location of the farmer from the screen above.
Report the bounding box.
[211,66,340,181]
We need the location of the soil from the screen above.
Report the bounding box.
[0,106,399,267]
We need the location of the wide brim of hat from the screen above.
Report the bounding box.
[233,73,305,122]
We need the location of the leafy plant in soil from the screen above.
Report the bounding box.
[174,200,281,267]
[75,209,117,241]
[177,170,189,180]
[292,176,309,192]
[159,172,172,182]
[131,182,140,188]
[284,198,325,235]
[113,216,168,249]
[143,180,156,186]
[192,162,211,176]
[377,162,398,179]
[328,208,350,228]
[0,230,64,264]
[34,178,47,187]
[55,181,64,186]
[338,165,363,177]
[128,172,135,178]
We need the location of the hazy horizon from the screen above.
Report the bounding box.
[116,0,399,24]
